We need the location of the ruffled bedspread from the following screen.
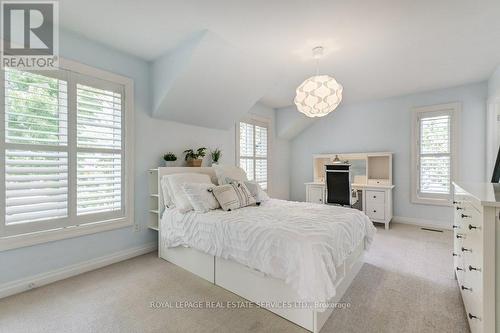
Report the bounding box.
[160,199,376,303]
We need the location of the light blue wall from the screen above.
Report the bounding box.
[290,82,487,227]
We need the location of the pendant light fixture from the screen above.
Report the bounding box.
[294,46,343,118]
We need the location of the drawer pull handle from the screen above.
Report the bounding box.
[452,252,458,257]
[461,285,472,292]
[468,265,481,272]
[468,313,480,320]
[373,196,377,199]
[468,224,478,230]
[461,214,471,219]
[452,225,460,229]
[456,234,464,239]
[456,267,463,271]
[453,201,459,204]
[461,247,472,253]
[456,206,464,211]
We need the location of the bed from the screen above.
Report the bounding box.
[155,167,376,332]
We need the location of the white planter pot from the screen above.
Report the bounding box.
[164,161,176,167]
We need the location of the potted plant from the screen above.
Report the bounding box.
[210,148,222,165]
[163,152,177,167]
[183,147,207,167]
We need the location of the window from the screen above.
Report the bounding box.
[237,119,269,190]
[0,60,134,249]
[411,103,459,205]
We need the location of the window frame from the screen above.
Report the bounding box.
[235,116,271,192]
[0,58,134,251]
[411,102,460,206]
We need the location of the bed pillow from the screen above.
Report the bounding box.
[181,183,220,213]
[243,181,270,203]
[160,175,175,208]
[224,177,269,203]
[166,173,213,212]
[211,181,256,211]
[213,164,248,185]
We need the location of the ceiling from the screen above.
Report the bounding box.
[60,0,500,109]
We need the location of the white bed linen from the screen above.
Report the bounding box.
[160,199,376,303]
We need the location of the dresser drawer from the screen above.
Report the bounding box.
[461,237,482,265]
[461,202,483,228]
[462,271,484,333]
[366,202,385,220]
[365,190,385,205]
[454,253,466,285]
[306,185,325,204]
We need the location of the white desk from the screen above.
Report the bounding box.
[305,182,395,230]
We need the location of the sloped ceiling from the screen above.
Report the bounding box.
[276,106,316,140]
[150,30,274,129]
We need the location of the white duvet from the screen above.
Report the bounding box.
[160,199,376,303]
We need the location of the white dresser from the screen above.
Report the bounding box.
[453,182,499,333]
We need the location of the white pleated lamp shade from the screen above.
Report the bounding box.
[294,75,343,117]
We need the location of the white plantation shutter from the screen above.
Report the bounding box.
[5,150,67,224]
[3,69,69,233]
[4,69,68,146]
[419,115,450,194]
[238,120,268,190]
[412,104,459,205]
[76,83,123,216]
[77,84,121,149]
[1,65,131,239]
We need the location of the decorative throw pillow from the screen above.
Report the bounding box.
[213,164,248,185]
[166,173,213,212]
[211,181,256,211]
[181,183,220,213]
[224,177,269,203]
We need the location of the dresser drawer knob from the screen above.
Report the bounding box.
[468,265,481,272]
[461,247,472,253]
[452,252,458,257]
[468,224,478,230]
[461,214,471,219]
[452,225,460,229]
[456,234,464,239]
[456,267,463,271]
[453,201,459,204]
[461,285,472,292]
[456,206,464,211]
[468,313,480,320]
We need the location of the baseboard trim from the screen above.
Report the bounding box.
[0,242,157,299]
[392,216,451,231]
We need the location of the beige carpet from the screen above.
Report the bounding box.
[0,223,469,333]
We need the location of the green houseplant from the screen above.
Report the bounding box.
[163,152,177,167]
[210,148,222,165]
[183,147,207,167]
